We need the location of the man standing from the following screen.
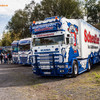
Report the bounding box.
[0,53,3,64]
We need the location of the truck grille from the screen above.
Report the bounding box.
[37,54,53,65]
[29,56,32,64]
[20,57,27,64]
[32,52,62,70]
[13,57,18,62]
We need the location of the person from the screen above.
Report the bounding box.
[0,53,1,64]
[7,53,9,64]
[2,53,5,63]
[1,53,3,64]
[4,53,7,64]
[8,53,12,64]
[0,53,3,64]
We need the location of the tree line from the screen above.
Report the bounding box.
[0,0,100,46]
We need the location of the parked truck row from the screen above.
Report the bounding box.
[11,16,100,77]
[11,38,32,65]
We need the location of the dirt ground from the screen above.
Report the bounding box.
[0,63,100,100]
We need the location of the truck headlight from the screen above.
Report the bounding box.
[59,55,63,63]
[32,65,35,68]
[58,65,65,68]
[51,66,53,68]
[66,65,68,68]
[38,66,41,68]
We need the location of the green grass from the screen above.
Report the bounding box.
[91,71,100,84]
[94,73,100,79]
[32,84,43,89]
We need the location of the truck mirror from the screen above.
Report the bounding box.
[67,34,70,37]
[66,38,69,45]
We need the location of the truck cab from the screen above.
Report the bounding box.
[11,41,19,64]
[30,16,80,76]
[18,38,32,65]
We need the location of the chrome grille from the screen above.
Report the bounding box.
[13,57,18,62]
[20,57,27,64]
[38,54,51,64]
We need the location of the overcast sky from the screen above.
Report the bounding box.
[0,0,41,39]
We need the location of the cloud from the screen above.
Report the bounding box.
[0,0,41,15]
[0,0,42,39]
[0,0,31,15]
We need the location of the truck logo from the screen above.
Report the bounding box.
[67,22,78,46]
[31,22,62,34]
[41,49,50,51]
[84,29,99,44]
[36,33,54,38]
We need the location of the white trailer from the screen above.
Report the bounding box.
[18,38,32,65]
[30,16,100,77]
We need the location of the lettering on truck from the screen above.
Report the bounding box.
[84,29,99,44]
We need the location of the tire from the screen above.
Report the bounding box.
[87,60,91,72]
[71,61,78,77]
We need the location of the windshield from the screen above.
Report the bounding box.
[12,46,18,52]
[33,35,64,46]
[19,44,30,51]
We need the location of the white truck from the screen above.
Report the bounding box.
[18,38,32,65]
[30,16,100,77]
[11,41,19,64]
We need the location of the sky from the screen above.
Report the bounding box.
[0,0,41,39]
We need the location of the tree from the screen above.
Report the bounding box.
[0,32,12,46]
[84,0,100,24]
[7,9,30,39]
[30,0,83,22]
[0,40,2,46]
[93,23,100,30]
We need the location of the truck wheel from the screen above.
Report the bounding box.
[72,61,78,77]
[87,60,91,72]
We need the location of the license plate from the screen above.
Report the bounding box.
[44,72,51,74]
[41,66,50,69]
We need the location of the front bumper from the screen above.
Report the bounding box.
[13,57,19,64]
[19,57,31,65]
[31,53,72,76]
[32,63,72,76]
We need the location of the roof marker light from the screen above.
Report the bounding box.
[33,21,35,24]
[55,16,58,20]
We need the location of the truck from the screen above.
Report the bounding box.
[30,16,100,77]
[0,47,4,54]
[11,41,19,64]
[18,38,32,65]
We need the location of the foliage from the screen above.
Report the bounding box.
[30,0,82,21]
[7,9,31,39]
[84,0,100,24]
[0,32,12,46]
[93,23,100,30]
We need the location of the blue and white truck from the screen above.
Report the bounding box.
[18,38,32,65]
[0,47,4,54]
[11,41,19,64]
[30,16,100,77]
